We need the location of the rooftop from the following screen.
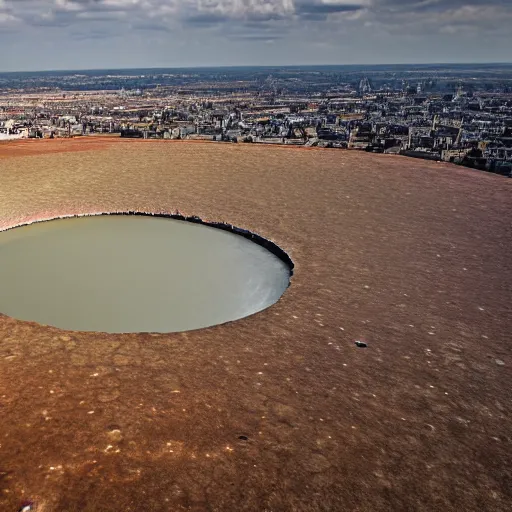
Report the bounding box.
[0,140,511,511]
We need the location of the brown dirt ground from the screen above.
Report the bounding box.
[0,139,511,512]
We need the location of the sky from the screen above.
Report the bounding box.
[0,0,511,71]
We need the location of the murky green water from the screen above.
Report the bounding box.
[0,216,290,333]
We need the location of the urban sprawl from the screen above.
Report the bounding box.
[1,64,511,177]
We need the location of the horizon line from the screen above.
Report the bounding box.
[2,61,512,75]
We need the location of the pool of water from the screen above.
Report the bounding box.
[0,215,291,333]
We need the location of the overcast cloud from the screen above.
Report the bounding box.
[0,0,510,70]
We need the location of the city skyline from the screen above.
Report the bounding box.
[1,0,511,72]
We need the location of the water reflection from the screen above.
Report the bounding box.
[0,216,291,333]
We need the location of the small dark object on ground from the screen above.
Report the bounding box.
[355,341,368,348]
[238,435,249,441]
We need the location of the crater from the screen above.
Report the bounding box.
[0,213,292,333]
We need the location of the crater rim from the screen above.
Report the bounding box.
[0,211,294,334]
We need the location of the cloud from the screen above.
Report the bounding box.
[0,0,510,69]
[295,1,367,19]
[365,0,512,36]
[1,0,510,32]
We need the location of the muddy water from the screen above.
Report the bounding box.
[0,215,290,333]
